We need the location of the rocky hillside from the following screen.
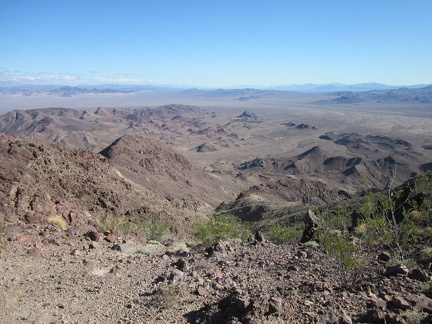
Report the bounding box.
[0,105,206,151]
[99,135,230,211]
[216,175,347,229]
[0,133,230,237]
[1,215,431,323]
[237,132,429,189]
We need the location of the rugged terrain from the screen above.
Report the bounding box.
[1,87,432,323]
[1,214,432,323]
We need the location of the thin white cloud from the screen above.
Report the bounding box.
[0,70,81,83]
[92,77,142,83]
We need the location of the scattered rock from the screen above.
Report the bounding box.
[173,259,188,271]
[391,296,411,310]
[89,241,102,249]
[27,248,39,257]
[111,244,122,252]
[378,251,391,262]
[268,296,284,315]
[110,266,122,277]
[196,286,207,296]
[105,233,117,243]
[408,268,428,282]
[85,230,100,242]
[70,248,81,256]
[169,269,184,282]
[384,264,409,276]
[405,294,432,312]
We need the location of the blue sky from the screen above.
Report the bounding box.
[1,0,431,87]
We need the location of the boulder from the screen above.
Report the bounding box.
[384,264,409,277]
[300,209,323,243]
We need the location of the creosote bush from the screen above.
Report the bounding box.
[193,214,251,248]
[266,220,302,244]
[100,212,171,241]
[311,171,432,289]
[100,213,124,234]
[316,226,364,289]
[123,212,171,241]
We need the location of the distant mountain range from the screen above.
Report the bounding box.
[267,82,430,92]
[0,82,430,96]
[315,85,432,104]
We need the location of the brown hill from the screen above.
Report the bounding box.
[237,131,425,189]
[99,135,229,211]
[0,132,136,226]
[0,105,207,152]
[0,133,229,237]
[216,175,346,229]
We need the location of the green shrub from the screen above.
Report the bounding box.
[123,212,171,241]
[193,214,251,248]
[418,247,432,265]
[137,247,152,255]
[266,220,302,244]
[100,213,124,233]
[316,223,365,290]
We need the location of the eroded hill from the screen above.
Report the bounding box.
[0,133,232,237]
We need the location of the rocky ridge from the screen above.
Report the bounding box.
[0,133,230,237]
[1,223,431,323]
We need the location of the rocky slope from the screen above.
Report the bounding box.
[1,222,431,323]
[216,175,347,229]
[99,135,230,212]
[0,133,230,238]
[0,105,207,152]
[237,132,429,190]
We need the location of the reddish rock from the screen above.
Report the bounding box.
[368,293,387,310]
[86,230,100,242]
[89,241,102,249]
[16,234,37,243]
[391,296,411,310]
[53,238,67,246]
[24,212,45,225]
[196,286,207,296]
[27,248,39,257]
[405,293,432,312]
[105,233,117,243]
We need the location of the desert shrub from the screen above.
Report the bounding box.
[356,188,428,260]
[136,247,152,255]
[317,203,365,289]
[193,214,251,248]
[266,220,302,244]
[417,247,432,265]
[316,228,364,289]
[402,310,424,324]
[303,240,319,248]
[122,212,171,241]
[48,216,67,230]
[0,214,7,249]
[152,282,187,309]
[100,213,124,233]
[387,257,418,269]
